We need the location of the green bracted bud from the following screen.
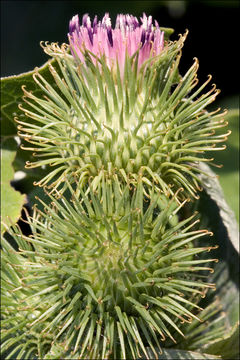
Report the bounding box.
[16,31,229,200]
[1,180,219,359]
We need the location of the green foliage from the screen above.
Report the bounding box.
[209,96,239,223]
[192,164,239,359]
[1,138,26,233]
[146,348,222,359]
[1,59,56,137]
[203,322,239,359]
[1,59,58,229]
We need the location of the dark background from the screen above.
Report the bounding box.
[1,0,239,102]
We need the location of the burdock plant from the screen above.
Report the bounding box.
[1,13,239,360]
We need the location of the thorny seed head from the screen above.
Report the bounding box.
[1,181,220,359]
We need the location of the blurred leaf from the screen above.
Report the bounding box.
[198,162,239,253]
[197,261,239,359]
[1,138,26,233]
[1,59,59,200]
[160,27,175,40]
[145,347,221,359]
[210,96,239,222]
[194,163,239,358]
[1,59,56,137]
[203,321,239,360]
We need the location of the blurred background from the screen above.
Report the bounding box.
[1,0,239,221]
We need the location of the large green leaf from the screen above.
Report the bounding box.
[198,162,239,253]
[203,321,239,360]
[1,138,26,233]
[1,59,56,136]
[1,59,57,201]
[194,163,239,359]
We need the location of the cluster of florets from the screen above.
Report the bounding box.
[68,13,164,74]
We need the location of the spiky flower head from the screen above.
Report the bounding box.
[68,13,164,75]
[1,181,218,359]
[16,13,229,200]
[1,12,229,360]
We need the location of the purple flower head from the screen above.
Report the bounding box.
[68,13,164,75]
